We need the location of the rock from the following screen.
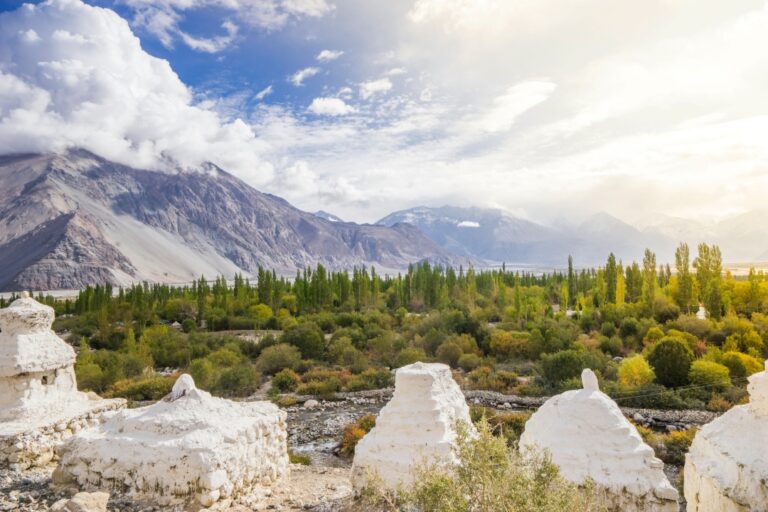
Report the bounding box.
[519,369,679,512]
[632,413,644,422]
[684,359,768,511]
[303,400,320,409]
[56,374,289,508]
[352,362,475,490]
[50,492,109,512]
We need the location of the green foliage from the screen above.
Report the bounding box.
[647,337,694,388]
[688,360,730,392]
[339,414,377,457]
[106,375,174,401]
[271,368,301,393]
[541,350,586,384]
[436,341,463,367]
[617,355,655,388]
[457,353,482,371]
[281,322,325,359]
[256,343,302,374]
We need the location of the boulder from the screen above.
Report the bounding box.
[55,374,289,507]
[352,362,475,490]
[684,360,768,511]
[519,369,678,511]
[51,492,109,512]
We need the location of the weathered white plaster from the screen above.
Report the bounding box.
[55,374,289,508]
[0,293,124,469]
[684,360,768,511]
[352,362,475,490]
[519,369,679,512]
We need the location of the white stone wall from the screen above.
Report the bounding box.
[684,361,768,511]
[54,375,289,508]
[519,369,679,512]
[352,362,475,490]
[0,400,124,470]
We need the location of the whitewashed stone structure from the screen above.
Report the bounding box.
[0,293,124,469]
[684,360,768,511]
[54,374,289,508]
[519,369,679,511]
[352,362,475,489]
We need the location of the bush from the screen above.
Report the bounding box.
[256,344,302,374]
[458,353,481,371]
[436,341,463,367]
[106,375,174,401]
[394,347,427,368]
[359,419,598,511]
[617,355,655,388]
[296,378,341,399]
[489,330,529,360]
[688,360,730,392]
[469,406,531,444]
[339,414,376,457]
[281,322,325,359]
[599,336,623,356]
[271,368,301,393]
[647,337,694,388]
[347,368,393,391]
[214,364,260,396]
[720,351,763,381]
[540,350,586,384]
[637,425,698,465]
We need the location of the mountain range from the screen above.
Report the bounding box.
[0,151,456,291]
[377,206,768,267]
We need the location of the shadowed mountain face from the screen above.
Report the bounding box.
[0,151,456,291]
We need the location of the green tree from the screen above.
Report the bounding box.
[688,360,730,392]
[605,253,618,304]
[647,337,694,387]
[675,243,694,313]
[642,249,657,313]
[281,322,325,359]
[617,355,655,388]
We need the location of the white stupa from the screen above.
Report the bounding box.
[684,360,768,511]
[352,362,475,490]
[519,369,679,511]
[0,293,124,469]
[54,374,289,508]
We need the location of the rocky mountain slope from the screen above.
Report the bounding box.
[0,151,456,291]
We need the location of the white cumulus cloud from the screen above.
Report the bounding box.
[316,49,343,62]
[289,66,320,86]
[0,0,270,183]
[307,97,355,116]
[359,78,392,99]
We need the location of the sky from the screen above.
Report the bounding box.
[0,0,767,225]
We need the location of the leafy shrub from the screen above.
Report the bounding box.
[469,406,532,444]
[720,351,763,380]
[436,341,463,367]
[394,347,427,368]
[281,322,325,359]
[347,368,393,391]
[339,414,377,457]
[489,330,529,360]
[271,368,301,393]
[541,350,586,384]
[296,378,341,398]
[213,364,260,396]
[288,449,311,465]
[106,375,174,401]
[599,336,623,356]
[458,353,481,371]
[637,425,698,465]
[688,360,730,392]
[256,344,302,374]
[617,355,655,388]
[647,337,694,387]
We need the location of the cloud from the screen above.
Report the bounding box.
[123,0,333,51]
[316,49,343,62]
[254,85,273,100]
[359,78,392,99]
[472,81,556,133]
[0,0,270,183]
[307,97,355,116]
[289,66,320,86]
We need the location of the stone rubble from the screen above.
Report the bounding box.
[684,360,768,511]
[0,293,124,470]
[351,362,475,490]
[54,374,289,509]
[519,369,679,512]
